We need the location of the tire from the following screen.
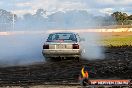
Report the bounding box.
[75,57,80,62]
[82,78,89,86]
[82,79,87,86]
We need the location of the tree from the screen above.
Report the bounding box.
[128,15,132,20]
[111,11,128,25]
[0,9,17,23]
[35,9,46,16]
[0,9,17,31]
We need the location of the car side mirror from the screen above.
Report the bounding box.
[80,38,85,42]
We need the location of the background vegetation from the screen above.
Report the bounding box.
[0,9,132,31]
[101,36,132,46]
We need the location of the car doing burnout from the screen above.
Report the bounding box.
[42,32,83,61]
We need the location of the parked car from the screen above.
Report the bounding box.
[42,32,84,61]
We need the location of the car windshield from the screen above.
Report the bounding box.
[47,33,77,42]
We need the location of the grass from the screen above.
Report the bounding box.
[101,35,132,46]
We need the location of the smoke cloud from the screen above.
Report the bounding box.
[0,9,111,66]
[79,32,105,60]
[0,33,48,66]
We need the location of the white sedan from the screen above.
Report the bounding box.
[42,32,84,61]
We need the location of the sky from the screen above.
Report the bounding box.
[0,0,132,16]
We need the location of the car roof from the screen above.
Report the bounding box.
[50,32,77,35]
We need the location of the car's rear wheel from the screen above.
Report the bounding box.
[45,57,60,62]
[75,57,80,62]
[45,57,52,62]
[45,57,80,62]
